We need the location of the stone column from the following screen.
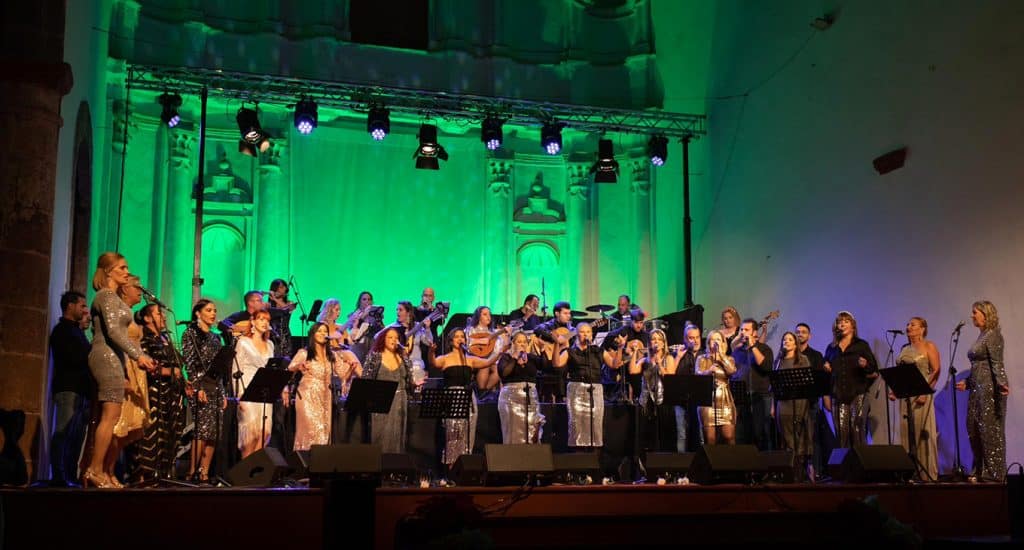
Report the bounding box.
[630,159,653,312]
[255,141,288,289]
[566,163,591,305]
[485,158,512,311]
[0,51,73,479]
[162,129,195,317]
[102,99,130,253]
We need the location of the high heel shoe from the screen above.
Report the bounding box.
[82,469,112,489]
[107,474,125,489]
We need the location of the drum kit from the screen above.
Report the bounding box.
[579,303,668,332]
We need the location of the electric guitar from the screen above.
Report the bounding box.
[403,302,449,355]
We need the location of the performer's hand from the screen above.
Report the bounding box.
[185,383,195,399]
[955,380,967,391]
[823,398,832,412]
[887,390,897,401]
[615,334,627,348]
[281,389,290,407]
[998,384,1010,396]
[823,361,832,373]
[221,397,228,410]
[914,396,927,407]
[173,368,182,379]
[138,354,156,371]
[198,389,208,403]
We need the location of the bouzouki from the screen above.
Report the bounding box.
[467,319,524,357]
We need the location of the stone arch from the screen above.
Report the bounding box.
[516,240,561,302]
[200,222,246,315]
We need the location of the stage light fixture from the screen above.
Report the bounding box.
[541,122,564,155]
[158,93,182,128]
[237,107,270,157]
[481,117,504,150]
[413,124,448,170]
[367,106,390,141]
[590,138,619,183]
[293,97,318,135]
[648,135,668,166]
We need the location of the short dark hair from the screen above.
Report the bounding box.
[553,301,571,313]
[60,290,86,312]
[523,294,539,306]
[244,290,263,303]
[629,308,646,321]
[741,317,758,330]
[796,322,810,332]
[619,294,631,302]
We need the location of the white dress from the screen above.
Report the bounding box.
[236,337,275,451]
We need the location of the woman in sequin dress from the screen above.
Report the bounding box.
[287,322,362,450]
[429,328,499,465]
[362,327,422,453]
[956,301,1010,482]
[889,317,940,481]
[235,309,275,457]
[630,329,681,452]
[695,330,737,445]
[181,299,227,482]
[83,253,155,488]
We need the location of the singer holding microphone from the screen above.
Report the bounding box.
[181,299,227,483]
[551,322,625,450]
[887,317,940,481]
[496,330,547,445]
[956,301,1010,482]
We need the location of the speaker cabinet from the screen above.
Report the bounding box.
[450,454,486,486]
[553,452,602,484]
[308,444,382,486]
[382,453,417,485]
[689,444,762,484]
[226,447,289,487]
[643,452,695,479]
[838,445,914,483]
[484,444,554,486]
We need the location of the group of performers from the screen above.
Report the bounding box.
[55,251,1010,488]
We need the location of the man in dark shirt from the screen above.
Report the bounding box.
[822,311,878,448]
[49,290,91,485]
[608,294,634,326]
[731,318,775,450]
[673,323,704,452]
[508,294,543,332]
[796,322,833,480]
[602,309,650,399]
[534,302,574,402]
[218,290,265,347]
[552,322,624,449]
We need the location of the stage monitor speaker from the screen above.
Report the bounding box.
[1009,468,1023,542]
[450,454,486,486]
[760,449,795,483]
[226,447,289,487]
[689,444,763,484]
[827,448,850,480]
[382,453,418,485]
[286,449,310,478]
[308,444,382,486]
[553,452,602,484]
[839,445,914,483]
[484,444,554,486]
[643,452,695,479]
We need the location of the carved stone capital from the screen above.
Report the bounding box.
[567,164,590,199]
[169,130,194,171]
[111,100,132,151]
[487,159,512,196]
[629,160,650,195]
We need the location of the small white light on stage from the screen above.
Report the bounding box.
[237,107,270,157]
[481,116,503,150]
[293,97,318,135]
[413,124,448,170]
[590,139,619,183]
[367,106,390,141]
[541,122,563,155]
[158,93,182,128]
[648,135,668,167]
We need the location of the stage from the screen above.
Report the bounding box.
[1,482,1012,548]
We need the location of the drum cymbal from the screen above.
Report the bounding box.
[570,310,589,318]
[585,304,615,313]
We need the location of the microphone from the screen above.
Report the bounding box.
[175,320,191,326]
[886,329,904,335]
[140,287,173,312]
[954,320,966,332]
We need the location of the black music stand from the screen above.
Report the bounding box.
[769,367,830,480]
[345,378,399,415]
[663,375,714,408]
[419,387,473,457]
[239,367,293,454]
[880,363,935,481]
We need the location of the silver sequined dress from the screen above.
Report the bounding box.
[966,328,1008,481]
[88,289,144,403]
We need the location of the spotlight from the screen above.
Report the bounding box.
[236,107,270,157]
[158,93,182,128]
[413,124,448,170]
[481,117,503,150]
[293,97,318,135]
[590,139,619,183]
[541,122,563,155]
[648,135,668,167]
[367,106,390,141]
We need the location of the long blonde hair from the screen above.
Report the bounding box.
[92,251,125,291]
[972,301,1000,331]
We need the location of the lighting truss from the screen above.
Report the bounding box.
[127,64,706,140]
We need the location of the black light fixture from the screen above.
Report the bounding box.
[591,138,619,183]
[367,106,390,141]
[648,135,668,166]
[481,116,504,150]
[158,92,182,128]
[237,106,270,157]
[541,121,564,155]
[413,124,448,170]
[293,97,318,135]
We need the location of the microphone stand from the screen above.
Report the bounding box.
[288,275,309,348]
[882,331,899,445]
[947,325,967,480]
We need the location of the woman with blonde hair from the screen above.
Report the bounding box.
[889,317,940,481]
[83,253,154,488]
[956,301,1010,481]
[695,330,737,444]
[719,307,741,354]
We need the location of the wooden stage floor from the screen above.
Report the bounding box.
[0,481,1013,548]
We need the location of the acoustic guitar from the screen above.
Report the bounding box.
[467,319,523,357]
